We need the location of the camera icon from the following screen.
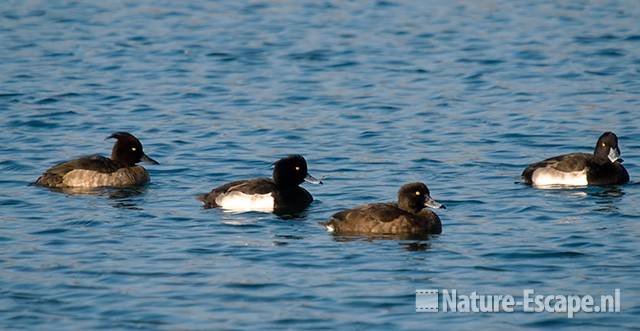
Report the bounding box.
[416,289,438,312]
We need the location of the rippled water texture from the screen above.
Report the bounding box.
[1,1,640,329]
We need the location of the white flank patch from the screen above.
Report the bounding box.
[215,192,275,213]
[531,167,588,187]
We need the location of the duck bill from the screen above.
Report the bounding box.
[304,173,323,185]
[141,153,159,165]
[425,196,445,209]
[608,147,621,163]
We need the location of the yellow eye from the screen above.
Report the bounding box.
[601,143,605,147]
[415,191,421,196]
[295,166,300,171]
[131,147,137,151]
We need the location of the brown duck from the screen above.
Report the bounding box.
[323,182,445,235]
[35,132,158,188]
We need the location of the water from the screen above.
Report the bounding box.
[1,0,640,329]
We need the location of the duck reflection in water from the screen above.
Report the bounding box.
[44,186,147,210]
[331,233,435,252]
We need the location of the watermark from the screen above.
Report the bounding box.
[416,289,620,318]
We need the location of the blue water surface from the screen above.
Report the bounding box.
[1,0,640,329]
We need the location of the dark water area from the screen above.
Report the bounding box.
[1,1,640,329]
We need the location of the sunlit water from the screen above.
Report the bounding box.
[1,1,640,329]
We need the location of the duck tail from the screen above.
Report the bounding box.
[33,173,63,188]
[319,220,336,233]
[521,164,535,184]
[196,193,208,202]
